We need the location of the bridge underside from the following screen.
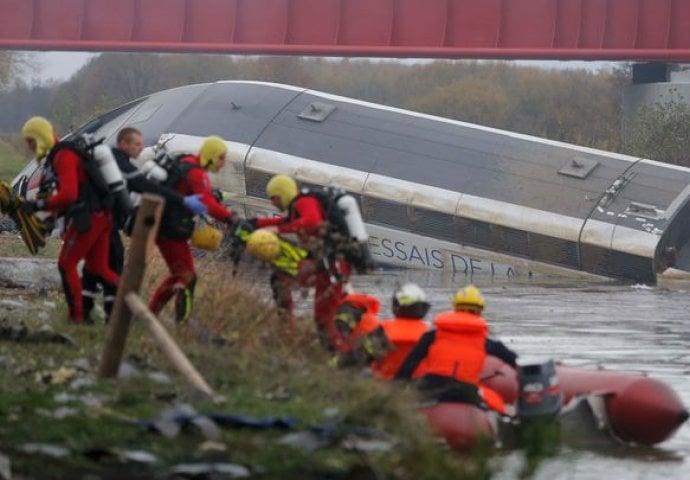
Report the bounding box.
[1,0,689,61]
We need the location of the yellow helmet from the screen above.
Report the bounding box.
[266,174,298,210]
[22,116,55,160]
[199,136,227,173]
[453,285,485,311]
[246,228,281,262]
[191,224,224,251]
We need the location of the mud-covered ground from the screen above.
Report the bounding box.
[0,260,494,480]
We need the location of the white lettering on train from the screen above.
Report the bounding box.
[368,236,515,276]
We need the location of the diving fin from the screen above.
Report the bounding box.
[0,180,48,255]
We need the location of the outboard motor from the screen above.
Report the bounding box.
[517,359,563,421]
[515,359,564,451]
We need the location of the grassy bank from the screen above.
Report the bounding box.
[0,135,26,180]
[0,243,491,479]
[0,233,62,258]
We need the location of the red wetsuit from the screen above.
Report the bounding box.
[256,195,351,351]
[148,154,232,320]
[41,147,119,323]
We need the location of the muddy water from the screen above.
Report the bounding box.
[354,271,690,480]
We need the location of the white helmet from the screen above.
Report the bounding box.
[394,283,427,305]
[392,283,430,319]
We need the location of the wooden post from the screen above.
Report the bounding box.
[125,292,215,398]
[98,194,164,378]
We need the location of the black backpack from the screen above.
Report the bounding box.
[44,137,128,232]
[147,150,201,240]
[300,186,351,241]
[150,150,199,189]
[298,186,374,273]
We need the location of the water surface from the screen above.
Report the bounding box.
[355,271,690,480]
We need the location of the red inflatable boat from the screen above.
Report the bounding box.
[421,356,689,450]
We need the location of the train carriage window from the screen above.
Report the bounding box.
[363,196,410,230]
[128,103,162,124]
[67,97,147,141]
[413,208,456,242]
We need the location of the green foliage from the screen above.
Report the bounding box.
[0,136,27,179]
[622,90,690,166]
[407,62,623,151]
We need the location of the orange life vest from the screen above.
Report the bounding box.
[336,293,381,352]
[415,310,488,385]
[479,385,507,414]
[372,318,429,379]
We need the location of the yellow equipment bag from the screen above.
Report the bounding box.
[191,219,223,251]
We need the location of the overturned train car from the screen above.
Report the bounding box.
[16,81,690,283]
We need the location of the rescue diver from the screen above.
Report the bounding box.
[148,135,236,322]
[252,174,353,351]
[394,285,518,408]
[80,127,208,323]
[20,116,120,324]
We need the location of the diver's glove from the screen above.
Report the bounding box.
[182,194,207,215]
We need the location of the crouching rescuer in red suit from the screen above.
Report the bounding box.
[394,285,518,414]
[331,292,389,368]
[21,116,121,324]
[253,174,373,351]
[148,136,235,322]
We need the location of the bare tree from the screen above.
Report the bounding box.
[0,51,18,89]
[0,51,36,89]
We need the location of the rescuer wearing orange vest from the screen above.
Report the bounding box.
[371,283,431,380]
[394,285,517,408]
[331,292,389,368]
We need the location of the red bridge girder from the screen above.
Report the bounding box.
[1,0,689,61]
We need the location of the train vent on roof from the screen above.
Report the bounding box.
[298,102,336,122]
[625,201,663,220]
[558,157,598,179]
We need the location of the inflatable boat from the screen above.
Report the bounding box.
[422,356,689,451]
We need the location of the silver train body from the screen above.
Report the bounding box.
[14,81,690,283]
